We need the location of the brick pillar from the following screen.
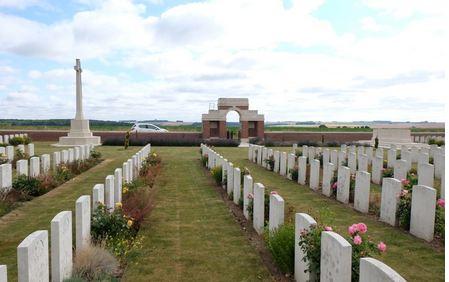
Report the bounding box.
[257,121,264,139]
[202,121,210,139]
[219,121,227,139]
[241,121,249,138]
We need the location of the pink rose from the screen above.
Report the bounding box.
[270,191,278,195]
[348,224,358,235]
[353,235,362,245]
[247,193,254,199]
[331,182,337,190]
[437,198,445,208]
[357,223,367,234]
[324,226,333,231]
[377,241,387,252]
[401,179,410,186]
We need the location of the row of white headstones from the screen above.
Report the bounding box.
[0,144,94,191]
[0,144,151,282]
[248,143,445,242]
[201,144,406,282]
[0,133,27,145]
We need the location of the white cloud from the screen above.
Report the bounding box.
[0,0,50,9]
[362,0,447,18]
[360,17,383,32]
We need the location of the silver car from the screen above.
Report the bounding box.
[131,123,169,133]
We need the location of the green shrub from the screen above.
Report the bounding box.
[289,166,298,181]
[8,136,31,146]
[12,175,43,197]
[298,224,323,279]
[264,156,275,171]
[201,154,208,167]
[435,200,445,241]
[265,224,295,275]
[211,166,223,185]
[90,149,102,160]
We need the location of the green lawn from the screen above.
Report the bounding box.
[215,147,445,282]
[0,145,140,281]
[123,147,273,282]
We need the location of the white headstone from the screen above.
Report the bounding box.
[51,211,73,282]
[372,155,383,185]
[322,162,335,197]
[92,184,104,211]
[30,156,40,177]
[16,159,28,177]
[393,160,407,181]
[418,163,434,187]
[114,168,122,204]
[297,156,307,185]
[226,163,234,195]
[6,146,14,161]
[41,154,50,174]
[366,147,374,164]
[233,167,241,204]
[337,166,350,204]
[358,154,368,172]
[269,193,284,232]
[354,171,371,213]
[274,151,280,173]
[359,257,406,282]
[75,195,90,252]
[330,150,338,166]
[68,149,74,163]
[0,163,12,191]
[320,231,352,282]
[0,265,6,282]
[401,150,412,171]
[253,183,265,235]
[262,147,268,168]
[434,153,444,179]
[17,144,25,154]
[122,162,129,184]
[61,150,69,163]
[410,185,436,241]
[418,152,429,166]
[387,149,396,168]
[302,145,308,158]
[17,230,49,282]
[287,153,295,180]
[127,159,133,182]
[257,146,263,165]
[243,175,253,220]
[279,152,287,176]
[348,152,356,174]
[338,151,346,167]
[310,159,320,191]
[380,178,402,226]
[323,149,330,164]
[295,213,317,282]
[52,151,61,171]
[104,175,115,212]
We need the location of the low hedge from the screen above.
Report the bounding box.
[102,137,240,147]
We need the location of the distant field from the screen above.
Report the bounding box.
[0,124,444,133]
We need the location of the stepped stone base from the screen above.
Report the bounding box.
[55,119,101,146]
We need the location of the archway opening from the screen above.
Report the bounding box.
[226,110,241,140]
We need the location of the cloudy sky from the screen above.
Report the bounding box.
[0,0,446,122]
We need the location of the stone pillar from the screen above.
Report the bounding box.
[241,120,249,138]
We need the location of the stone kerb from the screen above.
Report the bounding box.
[320,231,352,282]
[337,166,350,204]
[51,211,73,282]
[309,159,320,191]
[243,175,253,220]
[17,230,49,282]
[410,185,437,242]
[380,178,402,226]
[253,183,265,235]
[295,213,317,282]
[359,258,406,282]
[268,193,284,232]
[354,171,371,213]
[233,167,241,204]
[92,184,105,211]
[322,162,334,197]
[75,195,91,252]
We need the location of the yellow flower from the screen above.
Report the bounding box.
[115,202,122,209]
[127,220,133,227]
[123,187,129,194]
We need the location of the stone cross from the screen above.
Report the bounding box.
[74,59,84,120]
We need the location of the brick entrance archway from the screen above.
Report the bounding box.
[202,98,264,140]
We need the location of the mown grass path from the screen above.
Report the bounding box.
[0,145,140,281]
[123,147,273,282]
[216,147,444,281]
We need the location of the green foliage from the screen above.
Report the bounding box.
[211,166,223,185]
[318,124,327,128]
[435,204,445,241]
[12,175,43,197]
[8,136,31,146]
[289,166,298,181]
[90,149,102,160]
[264,155,275,171]
[382,167,394,178]
[91,205,137,259]
[265,224,295,275]
[201,154,208,167]
[428,138,444,146]
[54,164,74,183]
[374,137,379,148]
[397,191,412,230]
[298,224,324,279]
